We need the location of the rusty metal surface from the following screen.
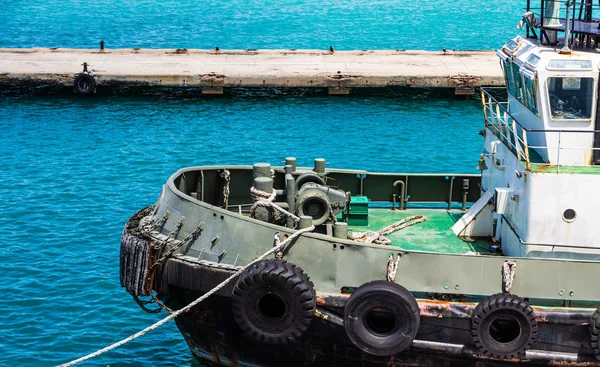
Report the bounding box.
[316,293,594,325]
[170,287,600,367]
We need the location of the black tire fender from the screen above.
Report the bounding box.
[231,259,316,344]
[73,73,96,94]
[471,293,538,359]
[343,280,420,356]
[589,307,600,360]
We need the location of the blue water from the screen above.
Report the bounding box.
[0,1,522,366]
[1,0,522,50]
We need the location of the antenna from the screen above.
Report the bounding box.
[560,0,574,53]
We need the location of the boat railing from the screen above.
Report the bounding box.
[481,88,532,170]
[481,87,600,173]
[525,0,600,47]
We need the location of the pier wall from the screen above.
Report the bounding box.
[0,48,504,94]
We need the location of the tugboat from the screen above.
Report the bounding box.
[121,1,600,365]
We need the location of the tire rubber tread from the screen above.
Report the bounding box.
[343,280,420,356]
[471,293,538,359]
[231,259,315,344]
[589,308,600,359]
[73,73,96,94]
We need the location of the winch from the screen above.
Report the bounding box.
[296,182,347,225]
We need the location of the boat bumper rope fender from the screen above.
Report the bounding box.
[231,259,316,344]
[343,280,420,356]
[74,73,96,94]
[471,293,538,359]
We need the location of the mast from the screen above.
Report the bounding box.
[560,0,574,52]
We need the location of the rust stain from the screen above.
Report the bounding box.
[326,73,362,80]
[316,294,349,308]
[209,344,222,364]
[532,164,560,173]
[199,72,226,79]
[550,362,598,367]
[314,309,329,321]
[448,73,482,87]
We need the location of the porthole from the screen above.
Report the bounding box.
[563,209,576,223]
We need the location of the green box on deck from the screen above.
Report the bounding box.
[343,195,369,226]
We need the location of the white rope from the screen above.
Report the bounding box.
[386,254,400,282]
[250,186,276,201]
[502,260,517,293]
[57,225,315,367]
[249,187,300,222]
[350,215,426,245]
[220,170,230,209]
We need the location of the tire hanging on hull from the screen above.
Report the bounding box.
[589,307,600,360]
[343,280,420,356]
[231,259,316,344]
[471,293,538,359]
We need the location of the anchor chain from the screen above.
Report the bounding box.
[132,294,162,314]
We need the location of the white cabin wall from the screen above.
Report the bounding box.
[481,131,526,193]
[523,173,600,248]
[483,36,600,260]
[544,132,594,166]
[480,131,527,258]
[486,153,600,258]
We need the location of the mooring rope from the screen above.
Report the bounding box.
[350,215,427,245]
[220,169,231,209]
[57,225,315,367]
[249,186,300,222]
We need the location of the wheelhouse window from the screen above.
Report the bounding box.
[502,60,538,116]
[511,63,523,101]
[547,77,594,119]
[502,60,517,96]
[522,76,538,115]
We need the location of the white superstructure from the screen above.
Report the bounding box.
[461,36,600,260]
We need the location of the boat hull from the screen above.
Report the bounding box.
[118,163,600,366]
[167,286,599,367]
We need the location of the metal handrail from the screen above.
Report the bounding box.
[481,89,531,168]
[526,0,600,20]
[480,87,600,173]
[482,88,600,134]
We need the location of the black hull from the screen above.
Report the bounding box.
[167,289,599,367]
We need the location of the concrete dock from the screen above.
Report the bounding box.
[0,48,504,95]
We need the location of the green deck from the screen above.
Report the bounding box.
[526,147,600,174]
[347,208,492,254]
[528,163,600,174]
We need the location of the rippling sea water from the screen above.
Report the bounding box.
[0,1,522,366]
